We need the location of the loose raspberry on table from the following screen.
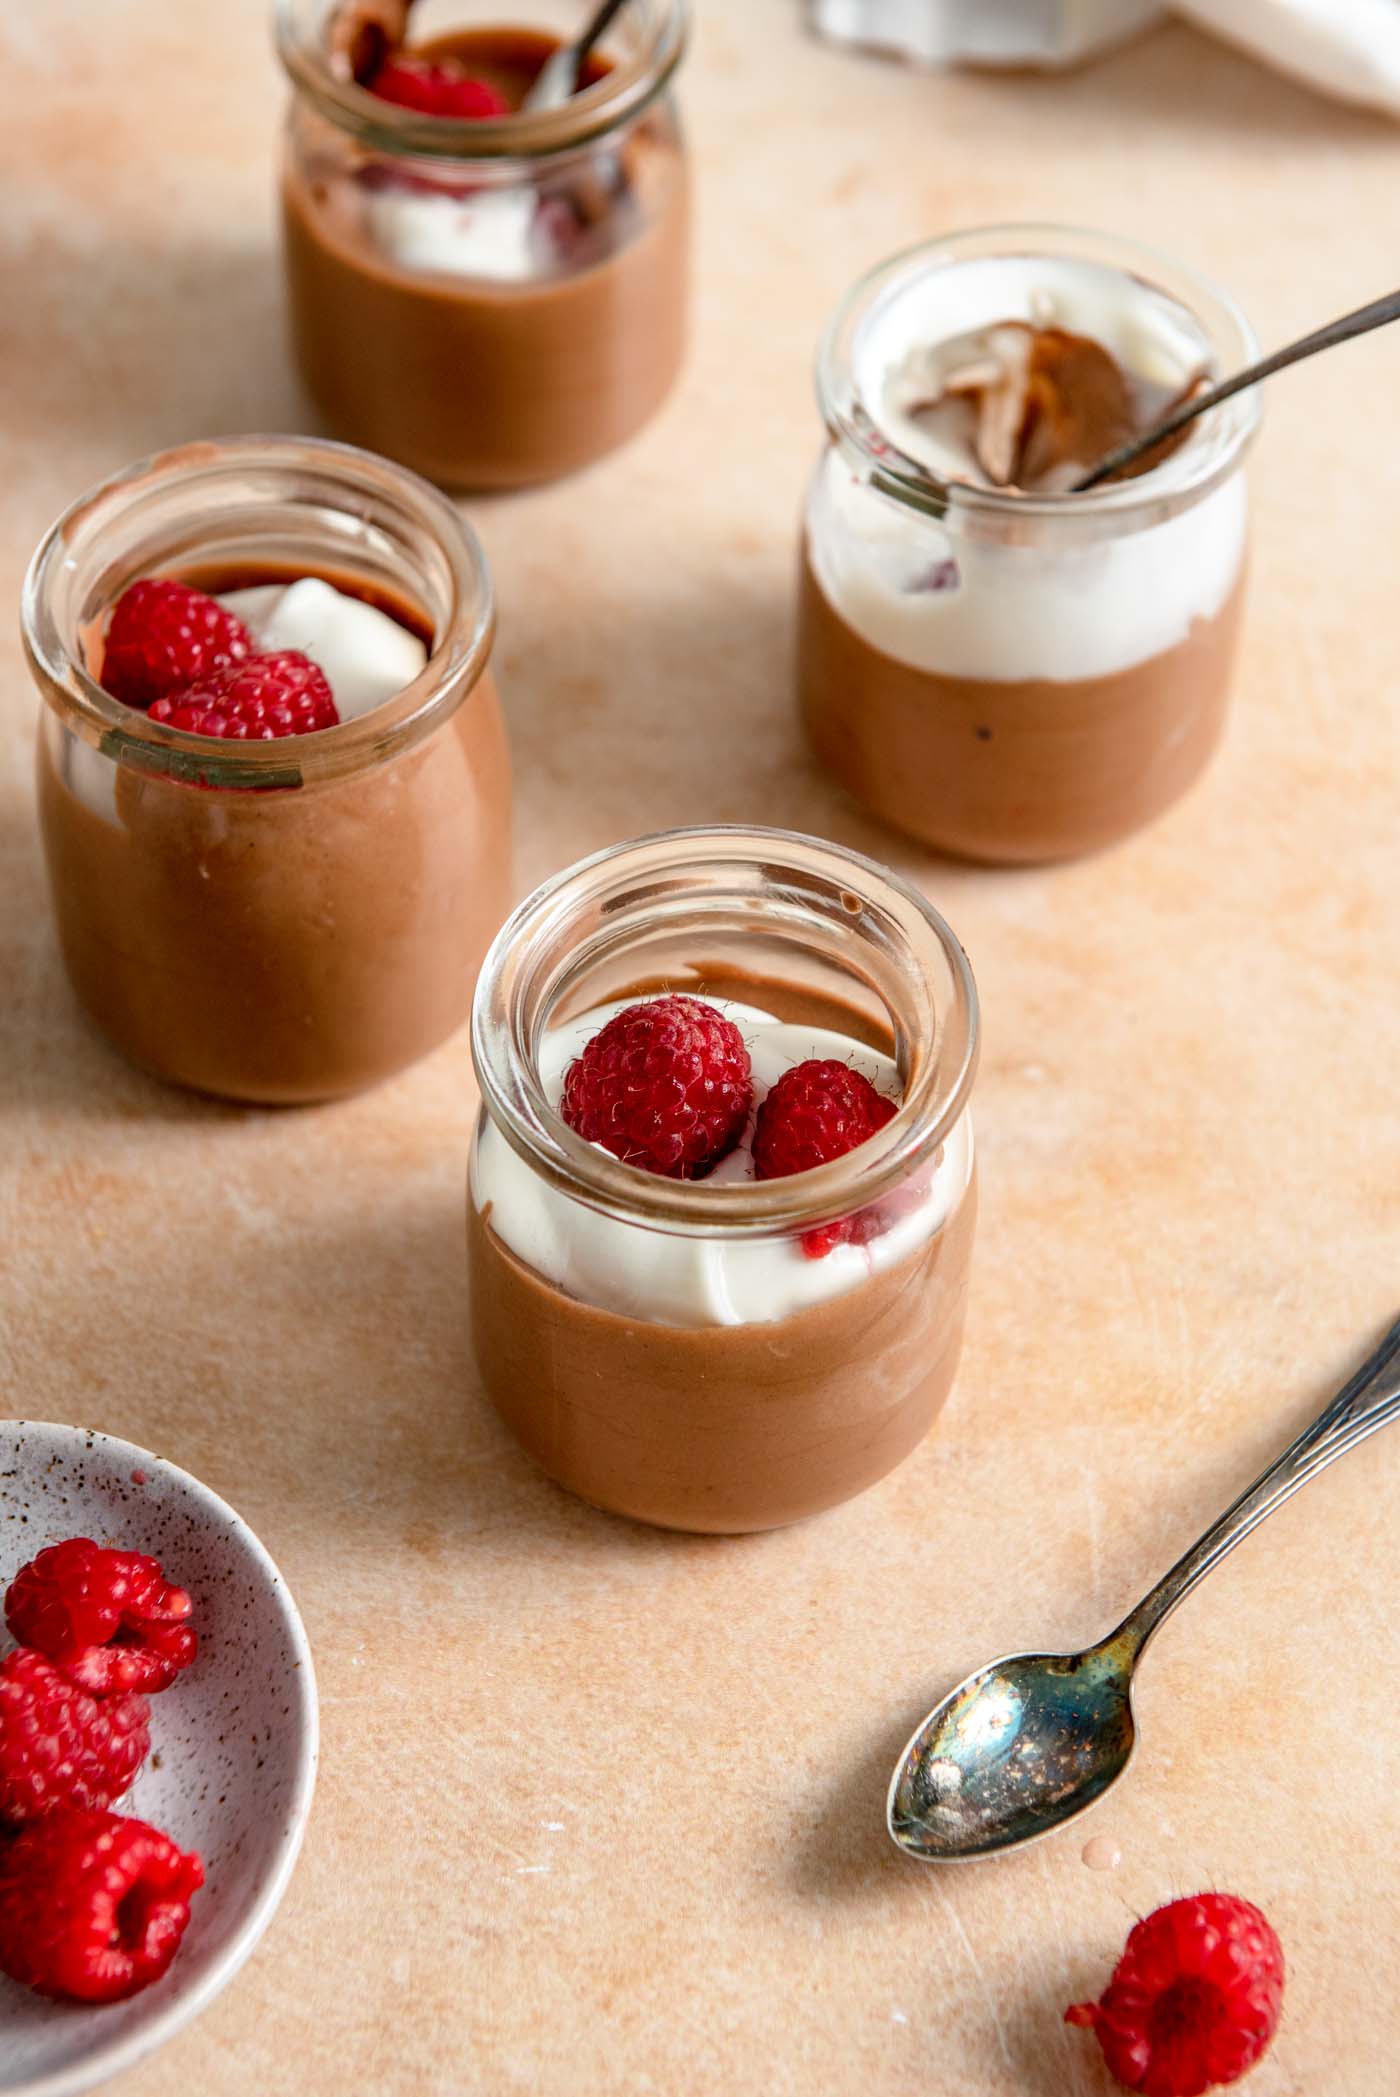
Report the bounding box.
[0,1809,204,2003]
[147,651,339,741]
[6,1537,197,1696]
[751,1058,897,1258]
[1065,1892,1285,2096]
[561,995,753,1179]
[0,1649,150,1827]
[369,54,512,117]
[102,580,254,709]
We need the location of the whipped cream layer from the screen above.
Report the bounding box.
[811,252,1249,684]
[472,997,974,1328]
[363,180,548,283]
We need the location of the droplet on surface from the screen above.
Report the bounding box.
[1081,1834,1122,1872]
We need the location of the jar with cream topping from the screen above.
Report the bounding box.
[23,434,511,1105]
[468,826,980,1533]
[797,225,1260,863]
[276,0,690,489]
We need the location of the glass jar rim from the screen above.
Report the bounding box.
[22,433,495,791]
[816,221,1261,526]
[274,0,689,162]
[471,825,980,1238]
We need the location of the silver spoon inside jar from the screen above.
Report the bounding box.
[888,1312,1400,1862]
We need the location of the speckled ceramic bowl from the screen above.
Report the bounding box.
[0,1422,318,2097]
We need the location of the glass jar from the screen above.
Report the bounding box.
[275,0,690,489]
[23,434,511,1105]
[797,224,1260,863]
[468,826,980,1533]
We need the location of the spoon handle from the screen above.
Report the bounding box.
[1074,286,1400,492]
[1114,1313,1400,1658]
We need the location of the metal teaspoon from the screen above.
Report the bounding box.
[523,0,631,110]
[1073,286,1400,490]
[888,1312,1400,1862]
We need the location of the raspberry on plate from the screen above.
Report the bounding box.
[102,579,254,709]
[6,1536,197,1696]
[369,54,511,118]
[147,650,340,741]
[560,995,753,1180]
[1066,1892,1285,2096]
[0,1649,150,1827]
[0,1809,204,2003]
[752,1057,898,1258]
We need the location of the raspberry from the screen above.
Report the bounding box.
[6,1537,197,1696]
[561,996,753,1180]
[102,580,254,709]
[147,651,339,740]
[0,1809,203,2003]
[751,1059,897,1258]
[369,55,511,117]
[1066,1893,1285,2096]
[0,1650,150,1827]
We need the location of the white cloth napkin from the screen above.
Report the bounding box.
[808,0,1400,118]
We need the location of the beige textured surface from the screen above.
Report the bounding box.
[3,4,1400,2091]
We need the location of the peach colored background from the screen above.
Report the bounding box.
[3,4,1400,2091]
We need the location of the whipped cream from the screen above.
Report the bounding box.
[363,181,547,282]
[472,997,974,1328]
[811,252,1250,684]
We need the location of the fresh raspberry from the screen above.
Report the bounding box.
[751,1058,897,1257]
[147,651,339,741]
[6,1537,197,1696]
[0,1809,204,2003]
[561,995,753,1179]
[102,580,254,709]
[1066,1892,1285,2096]
[369,55,511,117]
[0,1650,150,1827]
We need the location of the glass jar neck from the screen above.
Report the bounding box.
[276,0,688,163]
[818,222,1260,540]
[22,435,493,791]
[472,827,979,1239]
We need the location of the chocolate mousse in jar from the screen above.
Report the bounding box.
[468,826,980,1533]
[24,434,510,1105]
[276,0,689,488]
[798,225,1260,863]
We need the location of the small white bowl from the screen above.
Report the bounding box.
[0,1422,319,2097]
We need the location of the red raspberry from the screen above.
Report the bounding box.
[0,1809,204,2003]
[369,55,511,117]
[6,1537,197,1696]
[0,1650,150,1827]
[751,1059,897,1258]
[1065,1892,1285,2096]
[102,579,254,709]
[561,995,753,1180]
[147,651,339,740]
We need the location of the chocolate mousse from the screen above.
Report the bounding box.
[798,234,1259,863]
[280,5,690,488]
[38,560,509,1104]
[468,968,977,1533]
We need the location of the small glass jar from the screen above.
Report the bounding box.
[468,826,979,1533]
[798,225,1260,864]
[275,0,690,489]
[23,434,511,1105]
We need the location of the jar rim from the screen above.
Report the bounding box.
[816,221,1261,526]
[471,826,980,1238]
[22,433,495,791]
[274,0,689,162]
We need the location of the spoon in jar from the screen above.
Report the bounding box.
[1073,285,1400,490]
[888,1311,1400,1862]
[523,0,631,110]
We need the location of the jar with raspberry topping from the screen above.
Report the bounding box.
[468,826,980,1533]
[23,434,511,1105]
[276,0,690,488]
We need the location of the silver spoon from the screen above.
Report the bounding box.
[1074,286,1400,491]
[523,0,630,110]
[888,1312,1400,1863]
